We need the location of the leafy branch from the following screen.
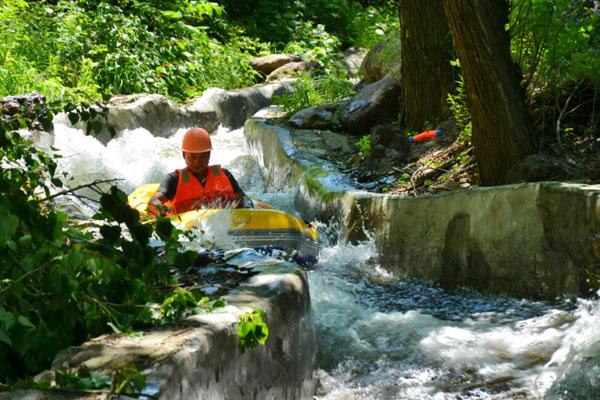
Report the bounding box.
[39,178,123,203]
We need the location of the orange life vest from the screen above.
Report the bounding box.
[165,165,237,213]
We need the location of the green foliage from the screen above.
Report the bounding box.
[459,122,473,145]
[399,172,411,186]
[159,288,225,323]
[216,0,302,46]
[0,52,64,103]
[50,369,111,391]
[63,101,116,137]
[0,1,100,103]
[0,0,404,104]
[355,134,372,159]
[349,0,400,48]
[0,0,261,102]
[447,61,470,130]
[237,309,269,350]
[217,0,359,48]
[510,0,600,90]
[218,0,398,70]
[274,72,354,114]
[110,363,145,396]
[283,21,342,67]
[214,0,400,62]
[300,0,361,47]
[0,104,202,383]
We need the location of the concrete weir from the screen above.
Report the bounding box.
[344,183,600,299]
[3,263,316,400]
[244,116,600,300]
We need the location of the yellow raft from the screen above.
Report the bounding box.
[128,183,319,265]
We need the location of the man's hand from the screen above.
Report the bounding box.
[237,194,254,209]
[147,191,171,216]
[147,202,172,216]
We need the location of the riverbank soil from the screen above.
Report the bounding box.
[345,87,600,195]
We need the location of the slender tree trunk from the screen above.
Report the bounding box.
[443,0,536,185]
[399,0,452,130]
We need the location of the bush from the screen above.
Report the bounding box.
[283,21,342,67]
[510,0,600,90]
[349,0,400,48]
[0,0,263,102]
[216,0,389,49]
[0,104,200,383]
[274,72,354,114]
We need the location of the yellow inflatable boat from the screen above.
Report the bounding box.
[128,183,319,265]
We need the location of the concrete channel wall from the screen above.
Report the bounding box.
[245,117,600,300]
[344,183,600,299]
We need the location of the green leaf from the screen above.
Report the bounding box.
[100,225,121,244]
[86,258,98,273]
[0,308,16,330]
[51,177,63,187]
[68,112,79,125]
[17,315,35,329]
[0,330,12,346]
[0,214,19,239]
[67,251,85,269]
[155,218,173,240]
[237,309,269,350]
[107,322,122,334]
[18,234,32,247]
[212,298,226,308]
[6,240,17,252]
[19,255,35,271]
[162,10,183,20]
[89,121,103,135]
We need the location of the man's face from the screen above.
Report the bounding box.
[184,151,211,175]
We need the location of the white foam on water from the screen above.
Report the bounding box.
[51,123,283,205]
[52,123,182,196]
[309,237,596,399]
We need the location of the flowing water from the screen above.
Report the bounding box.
[51,122,600,400]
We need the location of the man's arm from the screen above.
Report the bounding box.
[223,169,254,208]
[146,172,178,216]
[147,191,171,216]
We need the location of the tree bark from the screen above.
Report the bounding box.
[443,0,536,185]
[399,0,452,130]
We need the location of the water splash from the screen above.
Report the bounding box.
[308,236,587,399]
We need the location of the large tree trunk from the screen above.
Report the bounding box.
[443,0,536,185]
[399,0,452,130]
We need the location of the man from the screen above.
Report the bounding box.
[147,127,253,216]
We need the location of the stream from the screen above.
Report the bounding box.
[52,122,600,400]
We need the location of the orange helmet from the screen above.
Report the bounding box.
[182,127,212,153]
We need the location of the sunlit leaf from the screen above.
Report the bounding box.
[17,316,36,329]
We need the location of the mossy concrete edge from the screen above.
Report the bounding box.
[2,264,316,400]
[244,117,600,299]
